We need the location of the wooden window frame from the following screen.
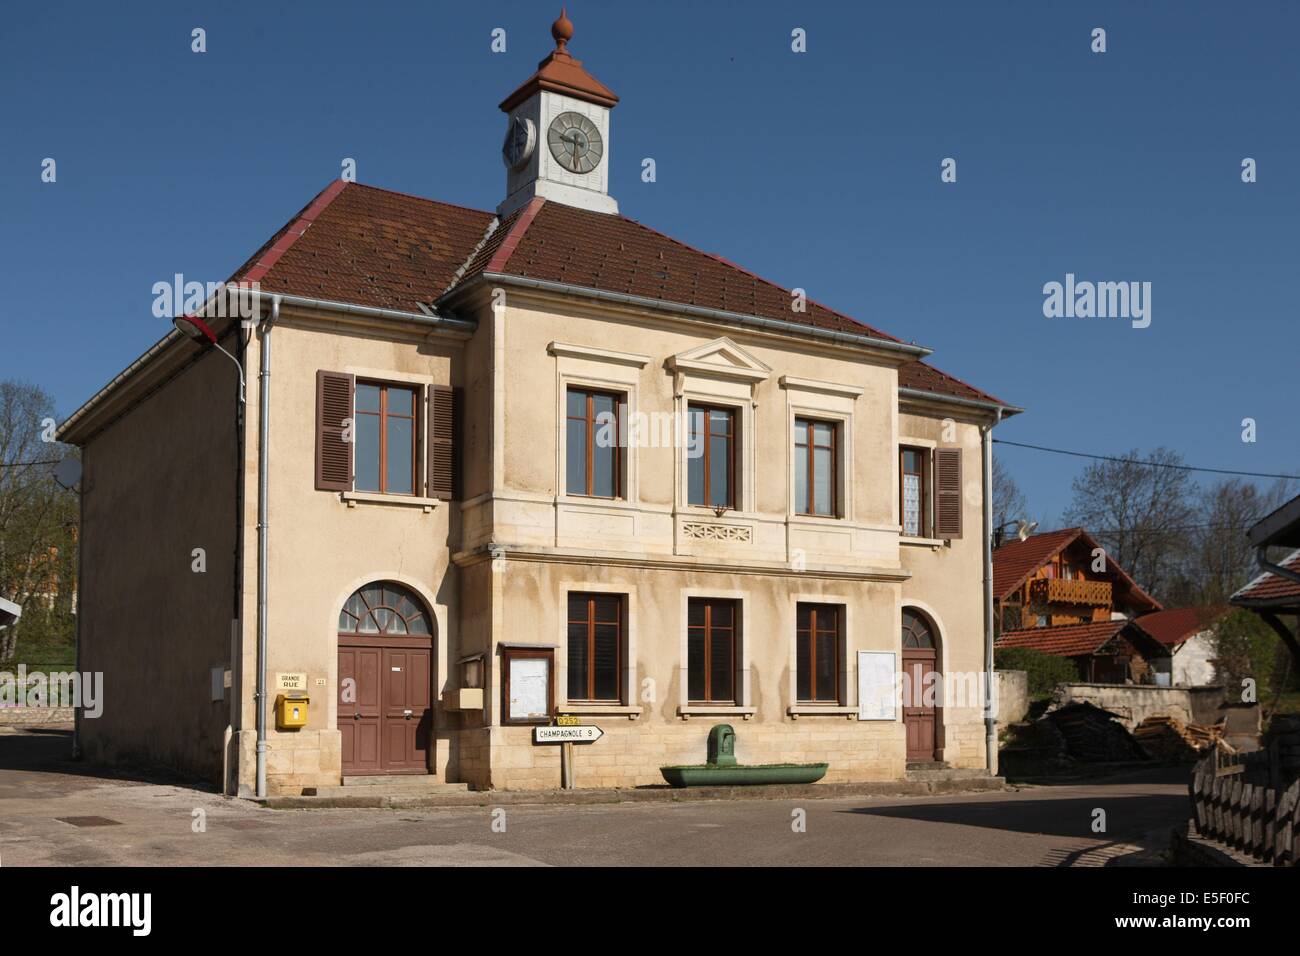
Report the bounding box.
[566,387,625,499]
[687,403,737,509]
[795,417,839,517]
[500,646,555,725]
[899,446,929,537]
[796,603,843,704]
[566,593,624,704]
[687,598,739,705]
[355,380,419,496]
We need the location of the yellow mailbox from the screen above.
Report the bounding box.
[275,693,309,730]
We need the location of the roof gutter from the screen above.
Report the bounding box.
[1255,545,1300,590]
[271,292,476,335]
[56,291,476,444]
[899,387,1023,417]
[453,272,934,360]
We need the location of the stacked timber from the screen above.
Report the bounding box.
[1134,716,1227,761]
[1046,702,1147,763]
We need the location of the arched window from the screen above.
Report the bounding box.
[338,582,431,636]
[901,609,935,649]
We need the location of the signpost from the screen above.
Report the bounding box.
[534,723,603,789]
[534,725,603,743]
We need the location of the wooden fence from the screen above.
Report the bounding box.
[1189,746,1299,865]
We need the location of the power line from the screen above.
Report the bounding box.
[0,459,60,469]
[993,439,1300,481]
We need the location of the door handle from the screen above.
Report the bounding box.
[353,713,362,720]
[403,709,414,720]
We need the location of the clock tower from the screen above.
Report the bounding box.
[498,10,619,218]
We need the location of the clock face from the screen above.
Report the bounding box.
[547,112,603,174]
[502,116,536,170]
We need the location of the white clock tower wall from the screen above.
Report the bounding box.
[497,13,619,218]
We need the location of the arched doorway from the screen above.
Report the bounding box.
[901,608,941,763]
[337,582,434,776]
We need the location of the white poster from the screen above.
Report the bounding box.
[857,650,897,721]
[509,657,550,721]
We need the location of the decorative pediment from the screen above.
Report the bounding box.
[666,337,772,384]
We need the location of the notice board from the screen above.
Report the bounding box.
[857,650,897,721]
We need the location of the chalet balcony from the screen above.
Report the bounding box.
[1029,577,1112,607]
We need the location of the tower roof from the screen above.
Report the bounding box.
[499,9,619,112]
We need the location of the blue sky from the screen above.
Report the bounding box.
[3,1,1297,522]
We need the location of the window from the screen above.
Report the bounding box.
[795,418,838,516]
[900,447,928,537]
[796,603,842,703]
[902,609,936,649]
[688,404,735,509]
[355,382,417,495]
[688,598,738,703]
[337,582,431,635]
[567,593,622,702]
[566,388,624,498]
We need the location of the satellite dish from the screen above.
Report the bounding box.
[53,457,82,490]
[1016,519,1039,541]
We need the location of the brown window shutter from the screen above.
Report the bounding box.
[934,447,963,539]
[315,371,354,491]
[428,384,456,500]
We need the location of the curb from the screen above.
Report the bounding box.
[259,775,1008,810]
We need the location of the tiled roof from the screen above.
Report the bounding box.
[995,619,1130,657]
[1231,549,1300,605]
[1131,606,1231,646]
[991,527,1082,600]
[991,526,1161,611]
[228,182,1006,406]
[232,181,495,314]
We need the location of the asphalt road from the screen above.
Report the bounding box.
[0,727,1191,867]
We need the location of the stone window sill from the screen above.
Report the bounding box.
[677,705,756,720]
[900,535,946,549]
[341,490,440,512]
[787,705,858,719]
[560,704,642,720]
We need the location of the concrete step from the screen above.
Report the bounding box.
[340,775,468,790]
[904,767,999,783]
[301,777,470,798]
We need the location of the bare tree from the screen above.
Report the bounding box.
[1062,447,1196,601]
[992,454,1031,533]
[1190,478,1294,605]
[0,381,78,661]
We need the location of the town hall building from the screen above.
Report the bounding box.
[59,12,1020,795]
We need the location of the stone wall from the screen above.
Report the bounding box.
[995,670,1029,725]
[1049,683,1226,730]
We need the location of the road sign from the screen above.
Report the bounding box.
[555,715,581,726]
[534,725,603,744]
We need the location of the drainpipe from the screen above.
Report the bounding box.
[255,295,280,799]
[981,407,1004,775]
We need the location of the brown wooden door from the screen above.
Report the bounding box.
[902,648,938,762]
[337,582,436,776]
[339,639,432,775]
[339,646,382,774]
[381,647,432,773]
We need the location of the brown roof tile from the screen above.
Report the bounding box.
[1232,550,1300,605]
[229,183,1006,407]
[1131,606,1231,646]
[992,527,1083,600]
[995,619,1130,657]
[233,182,495,314]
